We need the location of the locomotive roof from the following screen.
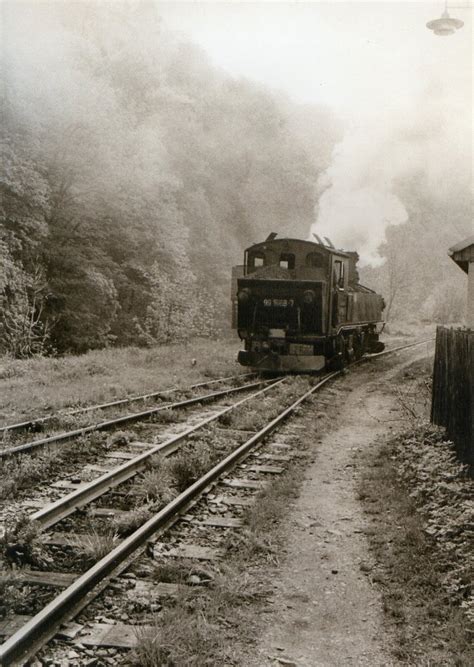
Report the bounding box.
[246,237,352,258]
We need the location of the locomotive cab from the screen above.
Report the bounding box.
[233,235,385,372]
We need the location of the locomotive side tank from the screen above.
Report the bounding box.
[232,234,385,372]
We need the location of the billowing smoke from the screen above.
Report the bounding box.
[312,75,472,266]
[312,121,409,265]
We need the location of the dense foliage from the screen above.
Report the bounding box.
[0,4,340,356]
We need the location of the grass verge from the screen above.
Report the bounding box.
[358,424,473,665]
[0,338,241,427]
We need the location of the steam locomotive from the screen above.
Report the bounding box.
[232,234,385,372]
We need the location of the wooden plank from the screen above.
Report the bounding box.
[200,516,243,528]
[75,623,153,648]
[206,494,227,505]
[222,496,253,507]
[247,465,284,474]
[50,480,87,490]
[153,544,220,561]
[132,580,182,598]
[83,464,113,474]
[0,570,78,587]
[128,441,153,450]
[91,507,128,518]
[215,427,256,436]
[104,451,137,460]
[223,478,264,490]
[57,622,84,640]
[40,532,88,546]
[260,453,291,462]
[269,442,293,450]
[0,615,31,638]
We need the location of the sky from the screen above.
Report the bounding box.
[156,1,472,115]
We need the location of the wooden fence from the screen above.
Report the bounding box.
[431,326,474,465]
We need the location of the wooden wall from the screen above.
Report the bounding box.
[431,326,474,465]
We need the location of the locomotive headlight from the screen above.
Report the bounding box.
[303,290,316,304]
[237,288,251,303]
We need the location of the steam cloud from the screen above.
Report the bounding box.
[312,122,409,265]
[312,79,472,266]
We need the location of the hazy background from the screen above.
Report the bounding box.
[159,1,472,262]
[0,1,472,355]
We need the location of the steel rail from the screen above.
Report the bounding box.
[366,337,434,358]
[0,377,271,459]
[0,372,338,666]
[31,378,285,529]
[0,372,255,435]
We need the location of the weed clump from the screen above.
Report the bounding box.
[168,442,214,493]
[113,506,154,536]
[66,528,119,568]
[150,409,177,425]
[0,573,34,615]
[106,430,133,448]
[132,607,221,667]
[225,529,279,562]
[152,560,189,584]
[0,513,50,567]
[134,465,174,505]
[131,570,255,667]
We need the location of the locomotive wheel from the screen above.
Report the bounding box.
[330,333,346,370]
[353,332,364,360]
[370,340,385,353]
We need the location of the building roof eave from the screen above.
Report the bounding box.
[448,235,474,255]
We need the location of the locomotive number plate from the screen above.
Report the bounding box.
[263,298,294,307]
[289,344,313,356]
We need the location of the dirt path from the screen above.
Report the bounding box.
[248,349,432,667]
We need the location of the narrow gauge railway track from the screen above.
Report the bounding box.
[0,372,338,666]
[0,338,434,665]
[1,340,432,510]
[25,378,283,530]
[0,376,268,459]
[365,337,434,360]
[0,373,255,436]
[0,339,432,460]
